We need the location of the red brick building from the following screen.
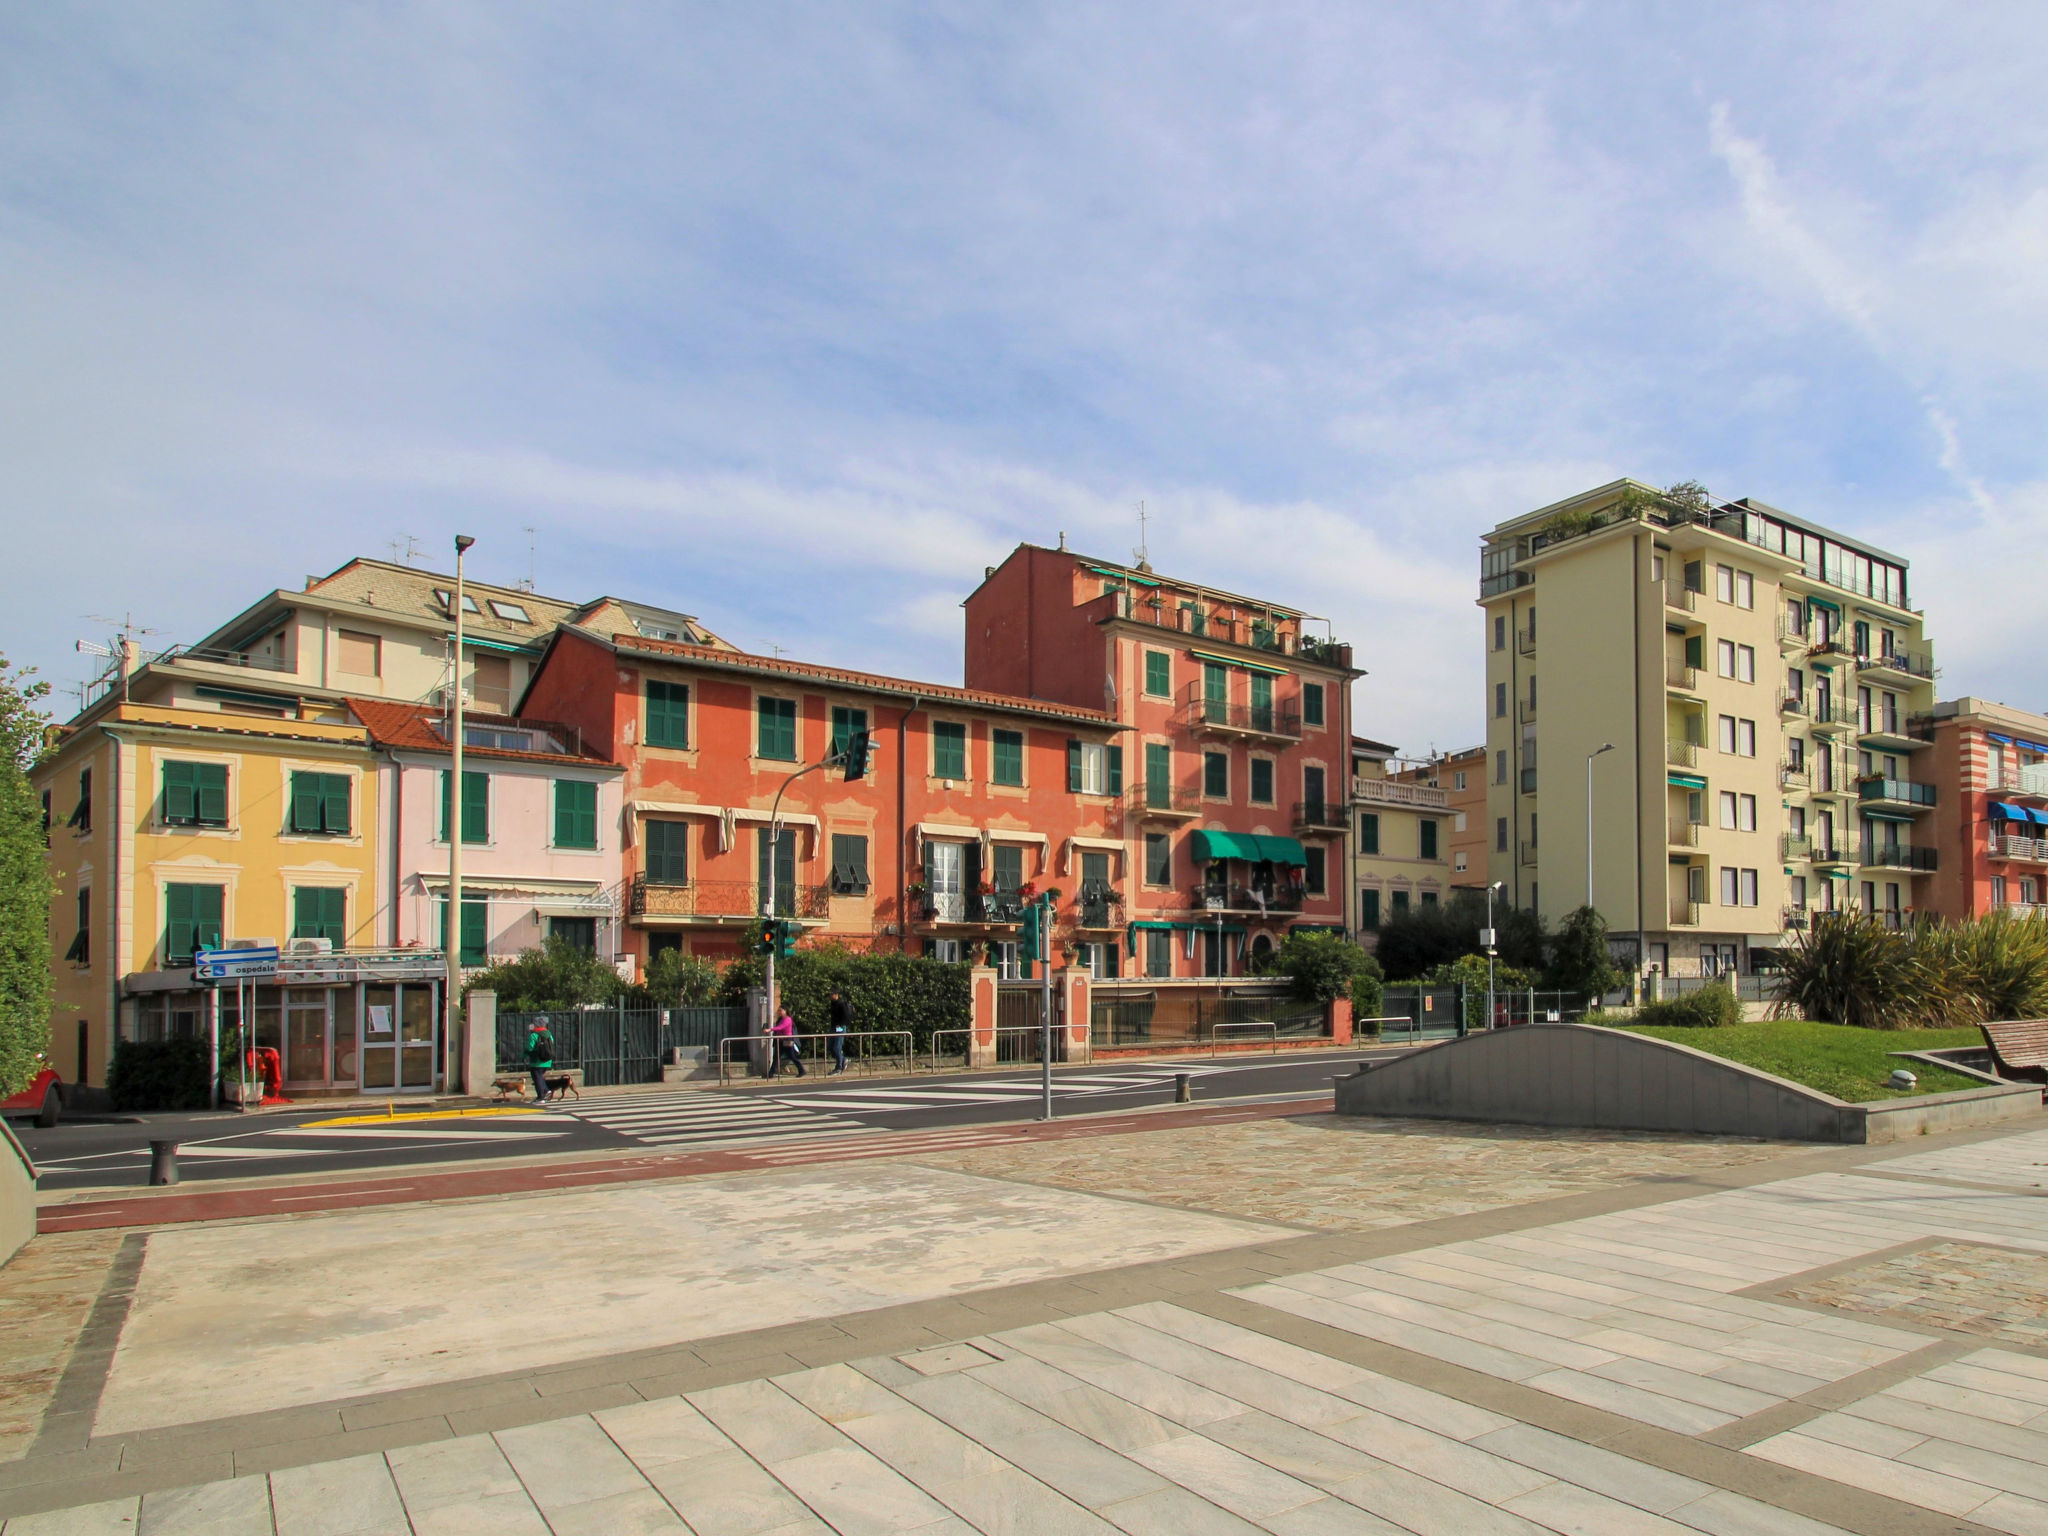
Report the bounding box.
[963,544,1358,976]
[1918,697,2048,921]
[520,628,1123,975]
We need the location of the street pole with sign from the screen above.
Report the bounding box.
[447,534,474,1093]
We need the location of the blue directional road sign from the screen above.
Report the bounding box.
[193,946,281,982]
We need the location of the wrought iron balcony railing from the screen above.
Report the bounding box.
[630,877,830,920]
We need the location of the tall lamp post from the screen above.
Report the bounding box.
[1484,880,1503,1030]
[446,533,475,1092]
[1585,742,1614,911]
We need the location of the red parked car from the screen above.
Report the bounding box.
[0,1061,62,1128]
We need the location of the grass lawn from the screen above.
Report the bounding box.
[1612,1020,1986,1102]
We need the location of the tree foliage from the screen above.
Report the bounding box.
[1769,911,2048,1031]
[0,657,54,1097]
[1263,929,1377,1006]
[721,942,971,1050]
[1546,905,1623,997]
[1373,891,1545,980]
[463,934,626,1011]
[643,948,723,1007]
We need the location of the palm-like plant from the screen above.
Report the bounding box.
[1773,912,1924,1030]
[1960,909,2048,1021]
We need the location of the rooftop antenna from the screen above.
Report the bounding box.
[388,534,424,567]
[79,613,158,706]
[1133,500,1152,571]
[517,525,537,592]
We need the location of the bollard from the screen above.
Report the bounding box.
[1174,1072,1192,1103]
[148,1140,180,1186]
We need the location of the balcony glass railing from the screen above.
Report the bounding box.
[1860,843,1937,872]
[1858,778,1935,808]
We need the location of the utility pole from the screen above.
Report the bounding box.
[1039,895,1054,1120]
[446,534,474,1092]
[761,731,872,1058]
[1485,880,1503,1031]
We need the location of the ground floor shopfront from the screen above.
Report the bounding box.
[123,951,449,1095]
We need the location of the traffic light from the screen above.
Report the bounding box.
[776,919,799,959]
[754,922,776,956]
[1021,897,1047,961]
[842,729,872,781]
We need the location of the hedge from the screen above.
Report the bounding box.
[723,947,973,1053]
[107,1037,213,1112]
[1631,985,1741,1029]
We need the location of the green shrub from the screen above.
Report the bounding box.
[1633,984,1740,1029]
[1374,891,1546,980]
[1955,910,2048,1021]
[1774,913,1924,1029]
[107,1037,212,1111]
[1350,965,1385,1029]
[1267,930,1376,1006]
[1546,905,1623,997]
[464,935,625,1011]
[1424,954,1537,1030]
[722,944,972,1052]
[643,949,723,1007]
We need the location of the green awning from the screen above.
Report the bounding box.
[1190,830,1308,866]
[1086,565,1161,587]
[1188,647,1288,677]
[1128,919,1246,934]
[1826,869,1851,880]
[1862,809,1917,824]
[1808,595,1841,613]
[1668,772,1708,790]
[194,684,301,710]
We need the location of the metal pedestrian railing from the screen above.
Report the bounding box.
[718,1029,913,1084]
[926,1026,1046,1070]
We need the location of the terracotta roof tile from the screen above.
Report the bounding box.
[346,698,614,765]
[607,635,1120,727]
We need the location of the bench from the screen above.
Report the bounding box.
[491,1068,584,1102]
[1979,1020,2048,1084]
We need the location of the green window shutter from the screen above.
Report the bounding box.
[1204,662,1227,703]
[1066,739,1083,793]
[1106,745,1123,796]
[1144,743,1171,805]
[290,772,320,833]
[439,770,451,841]
[830,833,870,894]
[164,761,195,823]
[1391,890,1409,914]
[1303,683,1325,727]
[991,843,1022,892]
[555,780,597,849]
[293,887,345,943]
[830,706,867,760]
[646,681,689,749]
[934,722,967,780]
[195,764,228,825]
[1204,751,1227,798]
[1359,813,1379,854]
[1145,833,1172,885]
[322,775,350,835]
[1421,820,1439,859]
[166,883,223,963]
[1361,889,1381,930]
[461,771,489,844]
[758,698,797,761]
[1684,634,1704,669]
[647,820,689,883]
[1250,758,1273,803]
[992,729,1023,786]
[441,898,488,965]
[1144,652,1171,697]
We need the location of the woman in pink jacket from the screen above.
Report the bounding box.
[768,1006,805,1077]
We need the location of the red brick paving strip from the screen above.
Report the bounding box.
[37,1096,1331,1233]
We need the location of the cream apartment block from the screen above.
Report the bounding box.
[1480,481,1936,977]
[1348,736,1451,942]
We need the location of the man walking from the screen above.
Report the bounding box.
[524,1018,555,1102]
[827,989,853,1074]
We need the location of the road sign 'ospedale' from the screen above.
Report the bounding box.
[193,947,281,982]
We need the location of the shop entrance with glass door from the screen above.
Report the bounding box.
[361,983,438,1091]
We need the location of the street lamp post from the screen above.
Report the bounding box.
[446,533,475,1092]
[1484,880,1503,1031]
[1586,742,1615,912]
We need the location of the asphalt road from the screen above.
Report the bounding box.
[21,1048,1399,1192]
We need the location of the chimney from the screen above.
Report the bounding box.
[119,637,137,677]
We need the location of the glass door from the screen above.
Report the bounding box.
[362,984,397,1089]
[401,984,437,1088]
[928,841,965,923]
[285,988,330,1085]
[359,982,438,1092]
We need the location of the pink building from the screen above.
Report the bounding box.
[351,701,626,967]
[1919,697,2048,920]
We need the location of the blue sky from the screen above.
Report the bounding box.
[4,4,2045,752]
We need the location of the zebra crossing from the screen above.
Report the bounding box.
[553,1065,1242,1148]
[553,1089,874,1149]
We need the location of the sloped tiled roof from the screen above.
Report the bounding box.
[347,698,615,766]
[309,559,576,646]
[607,635,1120,727]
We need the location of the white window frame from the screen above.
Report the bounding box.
[1738,719,1757,757]
[1735,571,1754,609]
[1718,715,1737,754]
[1719,791,1738,829]
[1738,794,1757,832]
[1716,564,1735,604]
[1717,639,1736,678]
[1736,645,1755,683]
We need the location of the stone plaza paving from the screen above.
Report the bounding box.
[0,1108,2044,1534]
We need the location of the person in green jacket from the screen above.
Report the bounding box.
[524,1022,555,1102]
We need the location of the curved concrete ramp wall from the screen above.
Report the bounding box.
[1337,1023,1860,1141]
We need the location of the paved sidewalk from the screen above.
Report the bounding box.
[1,1113,2043,1533]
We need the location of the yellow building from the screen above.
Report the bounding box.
[1479,482,1936,978]
[35,700,441,1094]
[1348,736,1452,942]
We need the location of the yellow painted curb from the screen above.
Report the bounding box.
[297,1107,547,1128]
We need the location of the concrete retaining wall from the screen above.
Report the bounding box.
[1334,1023,2044,1143]
[0,1119,35,1268]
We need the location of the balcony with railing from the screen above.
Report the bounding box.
[1668,819,1702,848]
[1780,691,1807,717]
[1519,767,1538,794]
[1517,696,1538,723]
[1990,833,2048,864]
[917,889,1030,927]
[1668,897,1701,927]
[1779,756,1809,789]
[1178,683,1300,740]
[1665,582,1700,614]
[1856,648,1934,684]
[1780,832,1812,861]
[1859,716,1926,751]
[1987,766,2048,797]
[1074,883,1127,931]
[1809,701,1858,734]
[1118,783,1204,821]
[1810,844,1852,866]
[1782,906,1810,931]
[629,877,831,922]
[1667,740,1699,768]
[1351,776,1448,809]
[1808,634,1851,661]
[1118,601,1350,669]
[1858,778,1936,812]
[1775,613,1810,649]
[1665,659,1699,691]
[1519,839,1538,867]
[1196,882,1306,917]
[1292,799,1349,832]
[1860,843,1937,872]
